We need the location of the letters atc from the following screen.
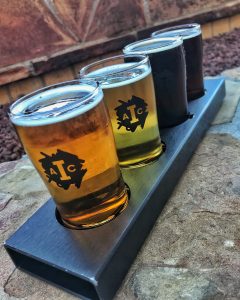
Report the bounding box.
[115,95,148,132]
[39,149,87,190]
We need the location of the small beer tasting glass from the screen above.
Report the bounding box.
[9,80,128,229]
[123,37,189,128]
[152,23,204,101]
[80,54,164,168]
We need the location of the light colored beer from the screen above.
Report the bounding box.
[10,82,128,229]
[82,59,164,167]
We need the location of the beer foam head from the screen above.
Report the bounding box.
[10,80,103,127]
[80,54,151,89]
[123,37,183,55]
[151,24,201,40]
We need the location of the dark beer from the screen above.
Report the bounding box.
[10,81,128,229]
[123,37,188,128]
[152,24,204,101]
[80,55,164,168]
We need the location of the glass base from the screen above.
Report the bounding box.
[188,89,205,101]
[158,113,190,129]
[119,142,165,169]
[56,188,129,230]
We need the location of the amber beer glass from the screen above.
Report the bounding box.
[9,80,128,229]
[80,55,164,168]
[152,24,204,101]
[123,37,188,128]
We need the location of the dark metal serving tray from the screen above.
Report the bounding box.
[5,78,225,300]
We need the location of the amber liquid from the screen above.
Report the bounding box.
[15,100,128,229]
[102,71,163,168]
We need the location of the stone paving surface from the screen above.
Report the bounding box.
[212,78,240,125]
[116,132,240,299]
[210,70,240,139]
[1,69,240,299]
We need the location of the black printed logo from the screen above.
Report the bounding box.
[39,149,87,190]
[115,95,148,132]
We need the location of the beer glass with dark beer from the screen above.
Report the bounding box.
[10,80,128,229]
[123,37,188,128]
[80,55,164,168]
[152,23,204,100]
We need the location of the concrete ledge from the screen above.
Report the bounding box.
[0,1,240,87]
[31,34,136,76]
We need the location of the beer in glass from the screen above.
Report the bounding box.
[152,23,204,101]
[123,37,188,128]
[9,80,128,229]
[80,55,164,168]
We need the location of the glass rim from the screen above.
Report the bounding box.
[123,36,183,55]
[79,54,149,78]
[151,23,201,40]
[9,79,101,124]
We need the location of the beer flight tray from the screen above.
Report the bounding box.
[5,78,225,300]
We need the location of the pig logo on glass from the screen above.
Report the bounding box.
[115,95,148,132]
[39,149,87,190]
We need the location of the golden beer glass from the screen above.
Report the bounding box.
[9,80,128,229]
[80,55,164,168]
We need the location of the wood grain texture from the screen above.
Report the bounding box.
[202,23,213,39]
[212,18,230,36]
[74,50,122,77]
[8,77,43,102]
[43,67,75,85]
[0,86,10,104]
[0,0,76,69]
[230,14,240,30]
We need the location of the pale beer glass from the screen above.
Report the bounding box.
[80,55,164,168]
[9,80,128,229]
